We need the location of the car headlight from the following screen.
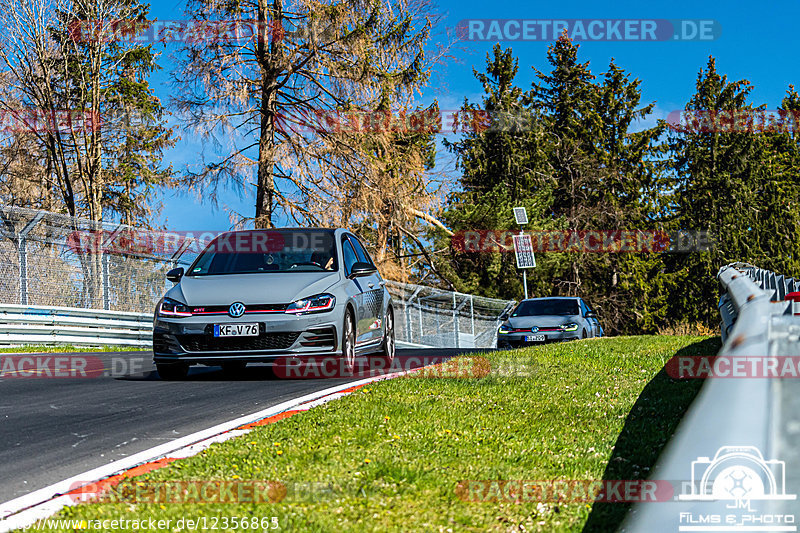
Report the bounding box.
[285,293,336,315]
[158,297,192,318]
[498,324,512,334]
[560,323,579,332]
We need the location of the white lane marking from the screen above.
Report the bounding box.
[0,371,406,532]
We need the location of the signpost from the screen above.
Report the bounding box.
[512,207,535,299]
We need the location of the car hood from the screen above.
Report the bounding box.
[166,272,341,306]
[507,314,582,328]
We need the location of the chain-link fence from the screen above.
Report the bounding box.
[0,206,514,348]
[0,206,188,312]
[386,281,514,349]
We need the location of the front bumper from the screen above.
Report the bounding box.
[497,330,580,348]
[153,312,340,364]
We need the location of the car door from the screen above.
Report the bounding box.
[340,236,371,345]
[580,299,598,337]
[346,234,383,344]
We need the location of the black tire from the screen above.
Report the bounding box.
[372,307,395,372]
[156,363,189,380]
[221,362,247,375]
[582,330,588,339]
[341,308,356,375]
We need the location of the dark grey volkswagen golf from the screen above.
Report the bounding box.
[496,297,603,348]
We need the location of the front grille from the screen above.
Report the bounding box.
[177,324,300,352]
[189,303,288,315]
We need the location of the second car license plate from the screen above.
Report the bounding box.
[525,334,545,342]
[214,323,259,337]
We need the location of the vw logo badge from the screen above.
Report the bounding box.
[228,302,246,318]
[530,326,539,333]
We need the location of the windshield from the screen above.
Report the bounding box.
[511,299,579,317]
[186,230,338,275]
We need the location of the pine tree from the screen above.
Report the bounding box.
[665,57,762,327]
[435,44,559,298]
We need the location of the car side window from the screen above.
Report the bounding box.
[580,300,591,317]
[348,235,375,267]
[341,238,359,276]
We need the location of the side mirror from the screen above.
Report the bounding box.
[166,267,184,283]
[585,310,597,318]
[499,312,509,321]
[349,262,377,278]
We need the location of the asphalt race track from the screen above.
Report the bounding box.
[0,348,474,503]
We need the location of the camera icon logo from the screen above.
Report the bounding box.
[680,446,796,501]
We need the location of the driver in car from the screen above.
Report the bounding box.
[310,250,335,270]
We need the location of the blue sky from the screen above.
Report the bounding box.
[145,0,800,230]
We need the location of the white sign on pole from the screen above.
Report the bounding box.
[513,234,536,269]
[513,207,528,226]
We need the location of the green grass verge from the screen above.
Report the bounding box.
[0,345,147,353]
[36,335,718,532]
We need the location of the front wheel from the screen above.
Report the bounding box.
[372,308,395,372]
[341,309,356,375]
[156,363,189,380]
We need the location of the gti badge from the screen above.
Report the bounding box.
[228,302,246,318]
[530,326,539,333]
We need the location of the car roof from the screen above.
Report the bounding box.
[216,227,339,234]
[519,297,581,302]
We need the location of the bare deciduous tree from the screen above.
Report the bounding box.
[174,0,452,238]
[0,0,176,303]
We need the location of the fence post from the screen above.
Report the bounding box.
[470,295,475,338]
[102,252,110,310]
[18,236,27,305]
[418,304,423,345]
[16,212,43,306]
[101,224,128,311]
[453,292,460,348]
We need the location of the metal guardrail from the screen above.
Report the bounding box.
[0,285,514,349]
[621,262,800,531]
[0,304,152,347]
[0,206,513,349]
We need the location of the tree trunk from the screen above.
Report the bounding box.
[254,0,282,229]
[85,59,104,307]
[375,198,392,264]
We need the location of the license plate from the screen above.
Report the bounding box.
[214,323,259,337]
[525,335,545,342]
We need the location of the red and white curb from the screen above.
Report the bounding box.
[0,370,410,532]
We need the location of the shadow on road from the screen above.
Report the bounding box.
[582,336,722,532]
